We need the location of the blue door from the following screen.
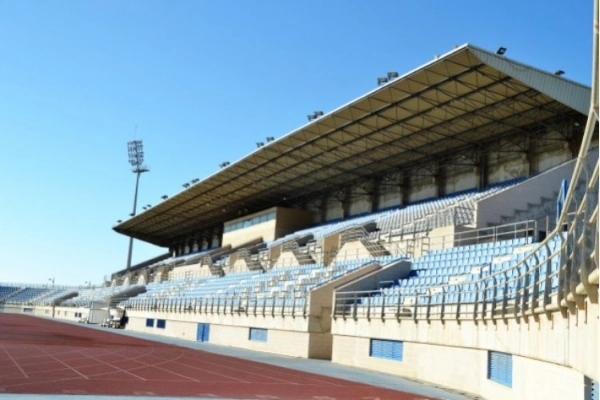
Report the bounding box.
[196,323,210,342]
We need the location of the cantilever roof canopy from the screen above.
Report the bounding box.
[114,44,590,247]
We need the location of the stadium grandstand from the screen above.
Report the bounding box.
[1,40,598,400]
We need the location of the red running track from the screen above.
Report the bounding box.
[0,313,435,399]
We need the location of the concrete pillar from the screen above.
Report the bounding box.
[435,163,447,198]
[401,172,411,205]
[319,194,329,223]
[527,136,539,175]
[478,153,489,189]
[370,177,381,212]
[342,186,352,218]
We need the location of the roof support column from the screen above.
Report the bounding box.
[401,171,411,205]
[568,123,585,158]
[526,136,539,175]
[342,186,353,218]
[213,225,223,248]
[370,177,381,213]
[319,194,329,223]
[477,153,489,189]
[435,163,447,198]
[204,227,214,250]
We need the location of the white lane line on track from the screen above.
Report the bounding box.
[182,352,344,386]
[36,346,89,380]
[164,356,251,383]
[179,354,319,385]
[1,344,29,378]
[118,349,203,383]
[72,349,147,381]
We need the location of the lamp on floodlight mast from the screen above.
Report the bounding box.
[126,139,149,270]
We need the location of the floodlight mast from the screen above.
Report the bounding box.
[126,140,149,270]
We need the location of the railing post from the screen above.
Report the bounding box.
[455,286,461,320]
[440,287,446,321]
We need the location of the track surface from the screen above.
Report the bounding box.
[0,314,435,399]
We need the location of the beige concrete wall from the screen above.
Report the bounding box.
[333,241,372,262]
[222,219,275,247]
[487,153,528,185]
[445,168,478,194]
[378,188,402,209]
[273,250,300,268]
[348,195,372,216]
[125,312,314,358]
[408,176,436,203]
[169,264,206,280]
[325,202,344,221]
[423,225,457,251]
[476,159,576,228]
[332,336,586,400]
[209,324,311,358]
[332,297,598,399]
[274,207,314,239]
[322,233,341,266]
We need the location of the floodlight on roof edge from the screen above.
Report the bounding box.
[377,77,389,86]
[256,142,264,148]
[387,71,399,80]
[555,70,565,76]
[266,136,275,142]
[161,195,168,200]
[496,46,507,55]
[125,138,150,271]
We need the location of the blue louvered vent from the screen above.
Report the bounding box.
[196,323,210,342]
[156,319,166,329]
[488,351,512,387]
[369,339,403,361]
[145,318,154,327]
[249,328,268,342]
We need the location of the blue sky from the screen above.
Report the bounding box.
[0,0,594,286]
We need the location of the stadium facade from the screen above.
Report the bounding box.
[2,43,598,400]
